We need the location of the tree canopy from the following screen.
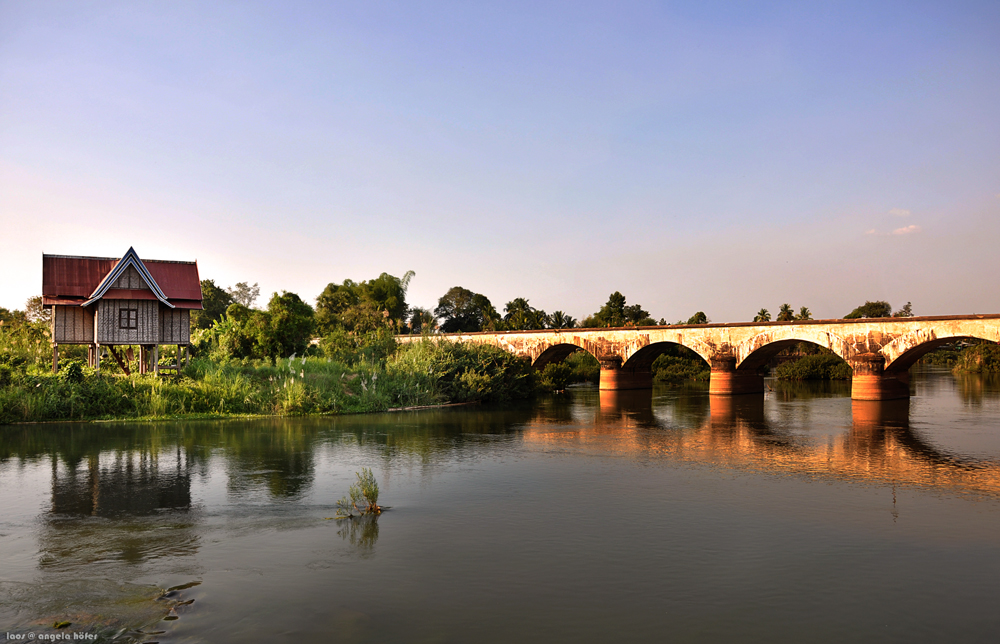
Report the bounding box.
[548,311,577,329]
[227,282,261,309]
[193,279,235,330]
[504,298,547,330]
[583,292,654,327]
[893,302,914,317]
[316,271,414,334]
[844,300,892,319]
[686,311,709,325]
[434,286,500,333]
[214,291,315,359]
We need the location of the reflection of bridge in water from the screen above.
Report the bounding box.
[523,391,1000,497]
[402,315,1000,400]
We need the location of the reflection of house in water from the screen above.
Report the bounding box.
[51,450,191,517]
[522,390,1000,497]
[41,447,199,569]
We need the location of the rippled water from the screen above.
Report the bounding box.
[2,367,1000,643]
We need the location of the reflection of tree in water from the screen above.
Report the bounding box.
[954,372,1000,406]
[336,514,380,552]
[318,405,537,463]
[222,423,318,499]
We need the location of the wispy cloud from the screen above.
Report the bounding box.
[889,208,911,217]
[866,229,878,235]
[892,225,922,235]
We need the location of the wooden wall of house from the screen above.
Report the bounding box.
[159,308,190,344]
[51,306,94,344]
[112,265,151,290]
[96,299,159,345]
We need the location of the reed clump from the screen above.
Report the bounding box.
[335,468,382,518]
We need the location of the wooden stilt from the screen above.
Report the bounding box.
[154,345,159,376]
[52,345,59,373]
[95,345,101,373]
[108,346,130,375]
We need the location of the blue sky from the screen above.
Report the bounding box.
[2,1,998,322]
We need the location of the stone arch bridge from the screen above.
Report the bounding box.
[398,315,1000,400]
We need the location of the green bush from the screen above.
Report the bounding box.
[651,346,710,384]
[953,343,1000,374]
[391,339,534,404]
[564,351,599,383]
[775,354,852,380]
[537,362,573,391]
[58,360,85,384]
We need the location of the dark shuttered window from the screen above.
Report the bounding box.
[119,308,138,329]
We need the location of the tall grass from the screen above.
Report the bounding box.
[0,339,540,424]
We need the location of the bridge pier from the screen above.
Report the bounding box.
[708,357,764,396]
[598,357,652,390]
[850,353,910,401]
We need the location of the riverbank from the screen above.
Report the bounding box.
[0,339,534,425]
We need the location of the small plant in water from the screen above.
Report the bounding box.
[335,467,382,518]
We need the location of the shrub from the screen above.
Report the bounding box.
[651,346,710,384]
[537,362,573,391]
[564,351,599,383]
[58,360,85,384]
[953,343,1000,374]
[775,354,852,380]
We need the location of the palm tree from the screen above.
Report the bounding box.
[548,311,577,329]
[504,298,543,330]
[777,303,795,321]
[796,306,812,320]
[754,308,771,322]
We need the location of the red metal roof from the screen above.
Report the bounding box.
[42,254,202,309]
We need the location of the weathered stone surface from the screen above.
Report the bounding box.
[398,315,1000,399]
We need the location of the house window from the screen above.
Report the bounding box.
[119,308,138,329]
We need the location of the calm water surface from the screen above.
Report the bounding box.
[2,367,1000,643]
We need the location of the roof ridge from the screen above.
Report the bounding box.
[43,253,196,264]
[81,248,175,309]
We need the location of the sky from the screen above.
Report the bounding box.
[2,0,999,323]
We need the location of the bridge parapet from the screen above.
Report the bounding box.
[397,315,1000,400]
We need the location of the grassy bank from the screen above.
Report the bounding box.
[0,338,535,424]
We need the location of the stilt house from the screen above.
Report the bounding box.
[42,248,203,374]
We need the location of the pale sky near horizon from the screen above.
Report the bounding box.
[2,1,998,322]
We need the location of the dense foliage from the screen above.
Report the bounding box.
[192,279,234,330]
[581,292,655,328]
[200,292,316,360]
[0,337,545,424]
[953,343,1000,374]
[652,346,711,384]
[434,286,501,333]
[775,354,852,380]
[844,300,892,319]
[316,271,414,334]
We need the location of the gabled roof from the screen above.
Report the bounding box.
[42,249,203,310]
[83,247,173,308]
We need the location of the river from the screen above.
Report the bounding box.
[2,366,1000,643]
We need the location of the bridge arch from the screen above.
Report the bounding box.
[532,342,596,370]
[621,341,712,371]
[882,328,1000,373]
[734,328,850,372]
